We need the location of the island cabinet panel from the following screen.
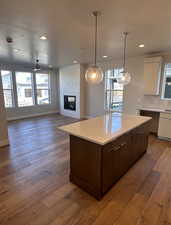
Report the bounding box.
[69,121,150,200]
[130,122,150,163]
[102,133,132,194]
[70,135,102,199]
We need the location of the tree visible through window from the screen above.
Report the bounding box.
[1,70,14,108]
[105,68,124,112]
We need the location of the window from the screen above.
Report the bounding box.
[1,70,14,108]
[35,73,50,104]
[1,70,51,108]
[25,89,32,98]
[16,72,34,107]
[105,68,124,112]
[162,64,171,99]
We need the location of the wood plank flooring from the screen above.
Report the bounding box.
[0,114,171,225]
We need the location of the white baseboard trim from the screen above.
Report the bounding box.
[158,136,171,142]
[7,110,59,121]
[84,115,99,119]
[60,112,80,119]
[84,115,93,119]
[0,139,9,147]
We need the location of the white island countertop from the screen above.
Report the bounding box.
[59,113,151,145]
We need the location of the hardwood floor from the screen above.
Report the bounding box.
[0,114,171,225]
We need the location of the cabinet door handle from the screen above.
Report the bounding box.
[108,145,121,152]
[113,145,121,152]
[108,142,127,153]
[120,142,127,147]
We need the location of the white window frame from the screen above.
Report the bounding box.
[15,71,35,107]
[1,70,15,108]
[1,70,52,109]
[161,63,171,100]
[35,73,51,105]
[104,68,124,112]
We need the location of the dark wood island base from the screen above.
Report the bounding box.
[69,121,150,200]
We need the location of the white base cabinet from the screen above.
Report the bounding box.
[158,113,171,139]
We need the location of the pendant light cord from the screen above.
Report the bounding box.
[123,32,128,72]
[95,14,97,66]
[93,11,100,66]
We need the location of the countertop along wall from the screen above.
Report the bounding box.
[0,64,59,120]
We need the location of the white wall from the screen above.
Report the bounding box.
[0,64,59,120]
[0,75,9,147]
[59,64,85,119]
[123,57,144,114]
[84,79,105,118]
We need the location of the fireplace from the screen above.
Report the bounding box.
[64,95,76,111]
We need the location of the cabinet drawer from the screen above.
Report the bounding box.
[103,133,130,152]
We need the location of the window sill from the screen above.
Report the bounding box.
[161,98,171,101]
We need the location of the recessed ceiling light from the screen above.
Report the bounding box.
[40,36,47,40]
[103,55,108,58]
[73,60,78,63]
[139,44,145,48]
[14,49,20,52]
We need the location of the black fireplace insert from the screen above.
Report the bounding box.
[64,95,76,111]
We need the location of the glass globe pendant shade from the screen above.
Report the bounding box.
[85,66,104,84]
[117,72,131,85]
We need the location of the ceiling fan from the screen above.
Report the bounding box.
[33,59,41,71]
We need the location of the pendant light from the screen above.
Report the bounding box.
[117,32,131,85]
[85,11,103,84]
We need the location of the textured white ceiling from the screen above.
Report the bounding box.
[0,0,171,68]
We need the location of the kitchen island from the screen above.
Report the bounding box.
[59,113,151,200]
